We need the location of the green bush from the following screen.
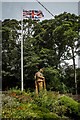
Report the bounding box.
[31,103,61,120]
[31,103,50,113]
[9,86,26,95]
[2,94,20,108]
[58,95,80,119]
[36,112,60,120]
[33,90,58,111]
[78,103,80,116]
[2,88,80,119]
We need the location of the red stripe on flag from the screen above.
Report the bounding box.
[32,10,34,18]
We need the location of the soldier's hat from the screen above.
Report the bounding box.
[40,69,43,72]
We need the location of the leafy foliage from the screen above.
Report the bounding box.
[2,13,80,94]
[58,96,80,119]
[2,88,80,119]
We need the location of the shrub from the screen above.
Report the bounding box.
[2,88,80,119]
[31,103,50,113]
[8,87,34,104]
[33,90,58,112]
[58,95,80,119]
[78,103,80,116]
[9,86,26,95]
[31,103,61,119]
[2,94,19,108]
[36,112,60,120]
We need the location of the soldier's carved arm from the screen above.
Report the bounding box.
[39,76,44,79]
[43,78,46,89]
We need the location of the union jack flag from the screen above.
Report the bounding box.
[23,9,44,19]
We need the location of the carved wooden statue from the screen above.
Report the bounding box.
[34,69,46,94]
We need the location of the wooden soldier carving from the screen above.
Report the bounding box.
[34,69,46,94]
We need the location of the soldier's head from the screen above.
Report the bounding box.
[40,69,43,73]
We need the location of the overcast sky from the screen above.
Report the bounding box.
[1,1,79,21]
[1,0,80,66]
[1,0,80,2]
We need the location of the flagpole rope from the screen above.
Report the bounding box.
[36,0,54,17]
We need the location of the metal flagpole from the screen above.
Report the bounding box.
[21,9,23,91]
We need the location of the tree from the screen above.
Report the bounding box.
[33,13,79,94]
[2,13,80,94]
[2,19,21,90]
[53,13,79,94]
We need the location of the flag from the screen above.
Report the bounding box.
[23,9,44,19]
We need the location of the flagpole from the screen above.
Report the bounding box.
[21,9,23,91]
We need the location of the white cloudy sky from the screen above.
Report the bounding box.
[1,0,80,2]
[0,0,79,20]
[2,1,79,20]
